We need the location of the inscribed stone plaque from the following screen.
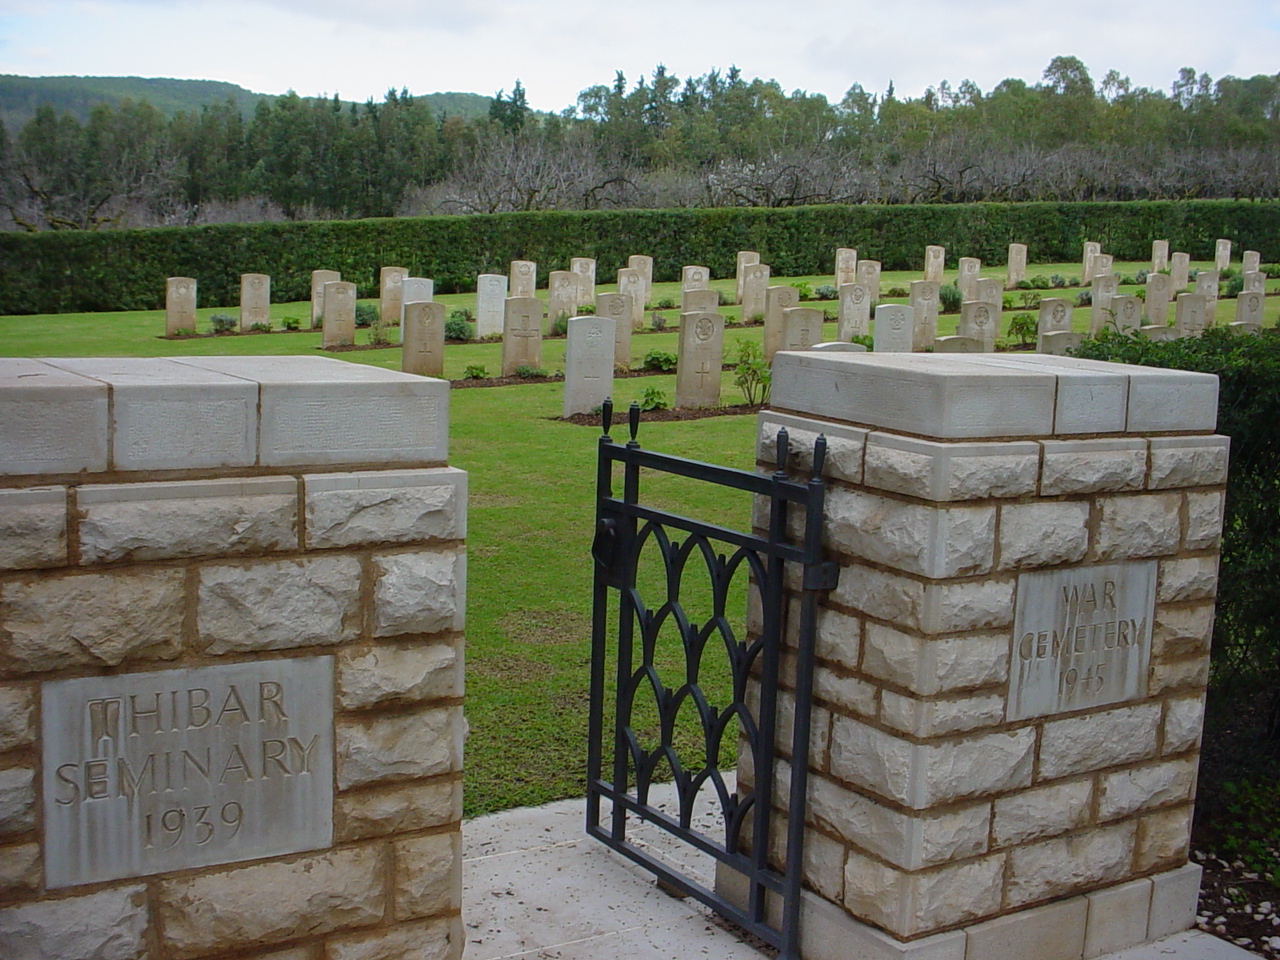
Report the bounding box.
[547,270,579,331]
[682,288,719,316]
[239,274,270,332]
[628,255,654,304]
[616,268,646,331]
[741,264,771,323]
[510,260,537,299]
[856,259,881,294]
[1037,298,1072,353]
[1195,270,1219,323]
[675,311,724,408]
[682,265,710,292]
[1169,252,1190,291]
[1243,271,1266,295]
[958,300,997,351]
[1145,273,1172,325]
[502,296,543,375]
[43,658,334,888]
[1236,291,1264,325]
[570,257,596,306]
[380,266,409,326]
[1008,561,1155,721]
[764,285,800,359]
[872,304,914,353]
[1081,241,1101,283]
[563,316,615,417]
[781,307,823,352]
[398,278,434,341]
[403,301,445,377]
[1215,238,1231,271]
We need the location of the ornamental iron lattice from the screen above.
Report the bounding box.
[587,400,836,960]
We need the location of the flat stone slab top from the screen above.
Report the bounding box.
[770,352,1218,440]
[0,356,449,476]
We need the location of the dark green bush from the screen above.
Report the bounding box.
[1225,275,1245,298]
[813,284,838,301]
[209,313,236,334]
[938,284,962,313]
[445,310,475,340]
[354,303,378,328]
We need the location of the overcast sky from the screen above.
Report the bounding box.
[2,0,1278,112]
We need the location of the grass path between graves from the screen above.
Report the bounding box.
[2,261,1277,816]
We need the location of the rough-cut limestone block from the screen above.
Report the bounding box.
[393,832,461,919]
[964,898,1088,960]
[175,355,449,467]
[1084,878,1154,960]
[338,642,461,709]
[863,434,1039,502]
[1185,491,1226,550]
[1039,439,1147,496]
[1148,863,1201,939]
[1162,695,1206,753]
[879,690,1005,737]
[0,766,35,836]
[1149,656,1211,696]
[335,780,462,842]
[0,358,108,475]
[993,779,1093,847]
[78,477,297,564]
[46,357,258,471]
[1153,604,1215,659]
[771,353,1057,439]
[829,716,1034,808]
[1097,758,1197,821]
[833,564,1016,634]
[1092,493,1182,561]
[860,623,1008,696]
[1006,822,1137,905]
[1136,806,1192,871]
[800,830,846,902]
[1157,557,1219,603]
[326,917,457,960]
[157,846,384,958]
[814,669,876,717]
[814,606,861,671]
[768,691,831,765]
[832,563,923,629]
[997,500,1089,570]
[0,842,40,896]
[0,884,148,960]
[0,568,183,673]
[305,467,467,549]
[1039,703,1162,778]
[198,555,361,654]
[0,487,66,570]
[842,849,1004,938]
[826,488,995,578]
[337,706,463,789]
[0,685,35,752]
[373,550,466,637]
[1147,436,1230,489]
[757,411,866,484]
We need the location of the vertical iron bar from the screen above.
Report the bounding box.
[586,402,615,833]
[610,404,643,841]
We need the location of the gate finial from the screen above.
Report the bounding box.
[774,427,790,478]
[601,398,614,437]
[629,401,641,443]
[813,434,828,477]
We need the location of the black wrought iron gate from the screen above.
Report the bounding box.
[587,400,836,960]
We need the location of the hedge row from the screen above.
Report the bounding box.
[2,200,1279,315]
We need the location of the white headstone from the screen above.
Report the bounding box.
[958,301,998,351]
[1215,238,1231,271]
[166,277,197,336]
[1175,293,1208,337]
[1036,298,1073,353]
[398,278,434,341]
[1151,240,1169,274]
[741,263,771,323]
[502,297,543,376]
[856,259,881,296]
[1089,274,1119,334]
[1235,291,1265,326]
[1006,243,1028,290]
[628,255,654,306]
[1040,330,1085,356]
[1145,273,1173,326]
[811,341,868,353]
[909,280,940,350]
[475,274,508,338]
[1196,270,1219,325]
[595,293,633,368]
[780,307,824,352]
[571,257,596,307]
[616,268,646,331]
[1110,295,1143,333]
[974,277,1002,311]
[835,248,858,288]
[735,251,760,305]
[1242,250,1261,274]
[1243,271,1266,295]
[675,312,724,408]
[563,316,616,417]
[547,271,579,332]
[764,285,800,360]
[379,266,408,326]
[1091,254,1114,281]
[1140,325,1179,342]
[1170,252,1190,291]
[402,301,445,378]
[1081,241,1101,283]
[924,245,946,284]
[510,260,537,299]
[310,270,339,328]
[322,281,356,348]
[957,257,981,300]
[682,265,710,292]
[239,273,270,332]
[872,304,915,353]
[838,282,871,340]
[682,288,719,315]
[933,335,985,353]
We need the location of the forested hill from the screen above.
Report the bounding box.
[0,74,492,128]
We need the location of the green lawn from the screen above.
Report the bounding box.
[3,263,1276,816]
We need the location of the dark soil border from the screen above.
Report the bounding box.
[556,403,763,426]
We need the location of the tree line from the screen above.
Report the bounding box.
[2,57,1279,231]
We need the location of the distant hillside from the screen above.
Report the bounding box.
[0,75,493,129]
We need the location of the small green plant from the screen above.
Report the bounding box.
[170,327,196,338]
[1015,279,1032,290]
[851,334,874,350]
[1050,274,1068,288]
[938,284,962,314]
[514,365,548,379]
[1008,312,1037,346]
[655,297,676,310]
[463,363,488,380]
[548,314,569,337]
[354,303,378,328]
[886,286,909,298]
[209,313,236,334]
[281,317,302,331]
[249,321,272,333]
[1225,276,1245,298]
[1221,266,1240,280]
[366,318,391,347]
[650,312,667,332]
[579,303,596,315]
[813,284,838,301]
[1002,294,1015,310]
[717,290,733,306]
[733,340,772,406]
[1135,269,1150,284]
[1029,275,1051,289]
[446,310,476,340]
[1018,291,1043,309]
[451,306,475,322]
[789,281,813,300]
[1216,779,1280,884]
[746,312,764,325]
[1076,290,1092,307]
[642,349,677,372]
[638,386,669,411]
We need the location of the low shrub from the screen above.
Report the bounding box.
[642,349,677,372]
[1029,275,1051,289]
[717,290,733,306]
[790,281,812,300]
[514,364,548,378]
[445,310,476,340]
[885,286,909,298]
[354,303,378,328]
[281,317,301,331]
[654,297,676,310]
[1076,290,1092,307]
[732,340,771,406]
[813,284,838,301]
[938,284,962,314]
[249,321,272,333]
[650,312,667,332]
[1008,312,1037,345]
[1049,274,1068,288]
[1225,276,1245,298]
[462,363,488,379]
[548,315,569,337]
[209,313,236,334]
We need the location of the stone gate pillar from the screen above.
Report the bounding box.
[745,352,1225,960]
[0,356,466,960]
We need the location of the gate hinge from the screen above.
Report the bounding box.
[802,561,840,592]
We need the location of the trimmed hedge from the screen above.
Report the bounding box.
[2,200,1279,315]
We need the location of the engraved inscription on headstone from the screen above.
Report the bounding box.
[42,658,334,888]
[1008,561,1155,721]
